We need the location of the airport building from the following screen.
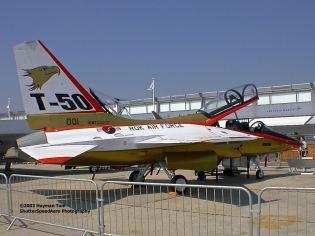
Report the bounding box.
[0,82,314,157]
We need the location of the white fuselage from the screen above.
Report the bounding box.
[19,123,259,162]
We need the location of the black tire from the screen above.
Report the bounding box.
[171,175,188,195]
[256,169,264,179]
[197,171,206,181]
[129,170,145,182]
[89,166,99,174]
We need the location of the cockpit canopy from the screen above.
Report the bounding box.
[197,84,258,119]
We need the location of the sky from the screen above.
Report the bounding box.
[1,1,315,112]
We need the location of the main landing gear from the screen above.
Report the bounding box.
[196,171,206,181]
[128,162,188,195]
[195,160,221,182]
[170,175,188,194]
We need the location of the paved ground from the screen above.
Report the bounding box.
[0,163,314,235]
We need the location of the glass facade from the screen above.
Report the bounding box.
[147,104,155,113]
[257,95,270,105]
[130,105,146,114]
[297,91,312,102]
[257,91,312,106]
[170,102,186,111]
[271,93,297,104]
[189,101,202,110]
[160,103,170,112]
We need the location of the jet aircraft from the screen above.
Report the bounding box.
[14,40,301,192]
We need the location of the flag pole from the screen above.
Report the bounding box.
[152,78,155,112]
[7,97,11,119]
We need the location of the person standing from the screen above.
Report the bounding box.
[299,137,308,157]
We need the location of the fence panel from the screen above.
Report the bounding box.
[257,187,315,236]
[8,174,101,235]
[101,181,253,236]
[0,173,10,217]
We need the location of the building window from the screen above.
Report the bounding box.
[130,105,146,114]
[160,103,170,112]
[147,104,156,113]
[270,93,296,104]
[170,102,186,111]
[257,95,270,105]
[297,91,311,102]
[189,100,201,110]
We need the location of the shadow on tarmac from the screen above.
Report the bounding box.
[1,166,294,210]
[21,172,293,211]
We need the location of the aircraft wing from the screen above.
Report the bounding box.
[20,144,96,164]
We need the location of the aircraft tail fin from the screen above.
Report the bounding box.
[14,40,105,116]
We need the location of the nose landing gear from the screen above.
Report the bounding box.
[256,168,264,179]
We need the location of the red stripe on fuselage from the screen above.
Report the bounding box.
[37,157,72,164]
[38,40,105,113]
[230,129,301,147]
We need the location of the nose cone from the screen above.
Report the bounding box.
[17,131,47,148]
[273,131,302,148]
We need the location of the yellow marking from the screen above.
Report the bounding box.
[168,192,179,197]
[24,66,60,90]
[253,214,303,230]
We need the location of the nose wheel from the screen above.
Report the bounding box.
[256,169,264,179]
[89,166,99,173]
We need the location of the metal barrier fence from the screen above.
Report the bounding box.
[0,173,10,220]
[7,174,101,235]
[101,181,253,236]
[257,187,315,236]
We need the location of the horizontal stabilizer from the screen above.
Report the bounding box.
[20,144,96,164]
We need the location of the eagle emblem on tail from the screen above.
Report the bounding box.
[24,66,60,91]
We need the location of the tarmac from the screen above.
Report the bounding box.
[0,163,314,236]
